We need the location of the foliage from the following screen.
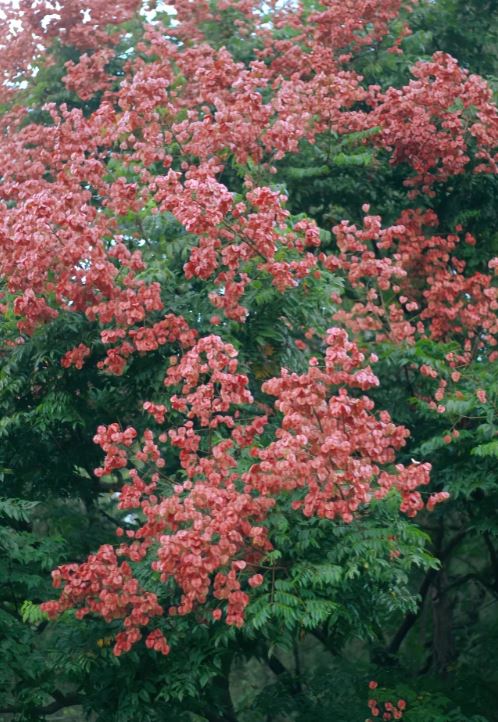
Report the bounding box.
[0,1,498,721]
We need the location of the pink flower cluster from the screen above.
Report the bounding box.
[44,330,438,654]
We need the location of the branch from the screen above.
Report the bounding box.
[385,528,471,656]
[99,508,136,529]
[386,567,437,655]
[444,573,482,593]
[484,532,498,591]
[267,654,290,677]
[266,650,302,695]
[293,639,303,694]
[435,571,498,603]
[311,627,339,655]
[441,529,469,558]
[0,692,83,716]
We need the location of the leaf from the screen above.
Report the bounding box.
[0,497,39,522]
[20,600,48,625]
[471,440,498,457]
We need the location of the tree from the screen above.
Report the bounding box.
[0,1,497,720]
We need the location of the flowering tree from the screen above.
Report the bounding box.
[1,1,497,720]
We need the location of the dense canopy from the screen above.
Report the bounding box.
[0,1,498,721]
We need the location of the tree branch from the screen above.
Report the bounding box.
[267,654,290,677]
[386,567,437,655]
[0,692,83,716]
[311,626,339,655]
[385,528,470,656]
[484,532,498,592]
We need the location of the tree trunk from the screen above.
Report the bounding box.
[431,569,455,675]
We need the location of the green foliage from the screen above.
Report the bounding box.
[0,497,39,522]
[1,1,498,721]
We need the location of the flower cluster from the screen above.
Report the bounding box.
[327,208,498,358]
[367,682,407,721]
[345,52,498,195]
[40,544,164,657]
[44,330,437,653]
[4,0,493,660]
[246,328,432,521]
